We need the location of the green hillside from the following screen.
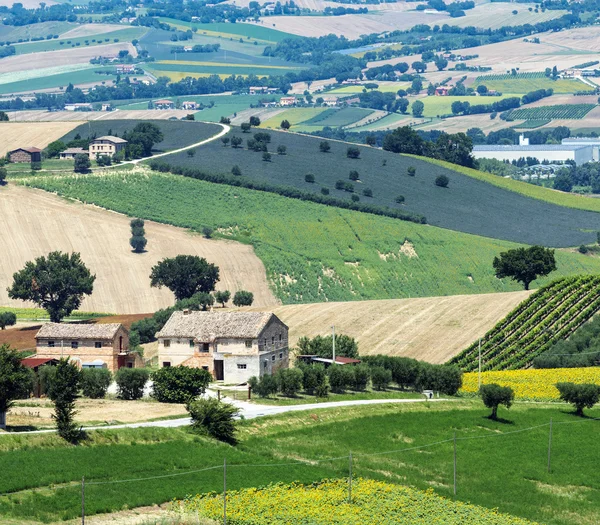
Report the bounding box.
[156,126,600,247]
[449,275,600,371]
[21,170,600,304]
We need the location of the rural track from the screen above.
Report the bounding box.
[1,396,451,435]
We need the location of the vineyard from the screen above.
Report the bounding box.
[449,276,600,371]
[182,479,539,525]
[508,104,595,120]
[473,73,586,93]
[511,119,551,129]
[476,72,550,80]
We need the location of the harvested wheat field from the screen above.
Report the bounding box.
[5,110,194,122]
[256,291,530,363]
[0,184,278,314]
[0,122,79,156]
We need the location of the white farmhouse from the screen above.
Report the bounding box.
[156,311,289,383]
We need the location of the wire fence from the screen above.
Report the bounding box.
[3,415,600,524]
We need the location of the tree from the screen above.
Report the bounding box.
[0,111,8,122]
[241,122,251,133]
[353,364,370,391]
[214,290,231,307]
[277,368,303,397]
[383,127,425,155]
[395,195,405,204]
[407,166,416,177]
[480,383,514,420]
[553,171,573,192]
[187,398,240,444]
[150,255,220,301]
[434,56,448,71]
[233,290,254,307]
[46,140,66,158]
[435,174,449,187]
[124,122,164,157]
[231,136,243,148]
[115,368,149,400]
[249,116,261,127]
[8,251,95,322]
[74,154,91,173]
[412,100,424,118]
[493,246,556,290]
[305,173,315,183]
[556,382,600,416]
[152,366,212,403]
[231,165,242,176]
[252,374,278,398]
[130,218,147,253]
[220,116,231,124]
[221,137,230,147]
[328,365,353,393]
[349,170,359,181]
[262,152,272,162]
[319,141,331,153]
[47,358,82,443]
[476,84,488,95]
[0,345,34,429]
[297,334,358,359]
[0,311,16,330]
[277,145,287,155]
[365,135,376,147]
[280,119,291,130]
[0,166,6,185]
[347,146,360,159]
[371,366,392,390]
[80,368,111,399]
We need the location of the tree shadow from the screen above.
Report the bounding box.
[483,415,515,425]
[5,425,39,432]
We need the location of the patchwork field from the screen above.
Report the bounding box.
[21,169,600,304]
[446,3,568,30]
[473,74,589,94]
[156,126,600,247]
[0,184,277,313]
[0,122,79,156]
[258,290,531,363]
[5,109,195,122]
[508,104,596,120]
[418,94,524,118]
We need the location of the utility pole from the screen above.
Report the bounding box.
[478,338,482,389]
[332,325,336,365]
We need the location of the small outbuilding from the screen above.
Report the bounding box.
[60,147,89,160]
[9,147,41,163]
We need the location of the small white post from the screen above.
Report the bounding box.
[453,432,457,496]
[547,418,553,473]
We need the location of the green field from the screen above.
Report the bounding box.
[1,401,599,525]
[508,104,596,120]
[324,82,410,94]
[0,307,108,321]
[418,95,522,117]
[300,107,374,128]
[154,126,600,247]
[1,21,75,43]
[12,27,147,55]
[351,112,413,132]
[21,169,600,303]
[512,119,552,129]
[474,74,588,94]
[261,107,329,129]
[147,61,302,78]
[0,67,117,95]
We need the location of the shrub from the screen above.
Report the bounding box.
[370,366,392,390]
[231,165,242,176]
[300,364,326,395]
[579,245,588,254]
[435,175,449,188]
[115,368,149,400]
[556,382,600,416]
[80,368,111,399]
[328,365,353,393]
[349,170,359,181]
[407,166,416,177]
[233,290,254,307]
[277,145,287,155]
[187,398,240,444]
[0,311,16,330]
[321,187,329,195]
[479,383,514,420]
[277,368,303,397]
[253,374,278,398]
[395,195,405,204]
[305,174,315,183]
[352,364,370,391]
[319,141,331,153]
[214,290,231,307]
[151,366,212,403]
[415,364,462,395]
[130,235,147,252]
[262,152,272,162]
[351,194,359,202]
[315,381,330,398]
[346,146,360,159]
[362,188,373,198]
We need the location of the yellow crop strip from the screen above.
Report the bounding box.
[461,367,600,401]
[151,71,242,81]
[157,60,295,69]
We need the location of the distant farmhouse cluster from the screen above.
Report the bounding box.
[473,135,600,165]
[25,311,290,384]
[9,136,128,163]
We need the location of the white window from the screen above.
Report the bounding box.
[237,364,247,369]
[95,342,102,349]
[48,341,55,348]
[163,339,171,348]
[71,341,79,349]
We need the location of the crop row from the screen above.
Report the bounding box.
[476,72,547,81]
[508,104,595,120]
[450,276,600,371]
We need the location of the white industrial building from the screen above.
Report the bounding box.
[473,135,600,165]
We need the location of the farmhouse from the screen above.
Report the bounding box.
[64,103,93,111]
[34,323,139,372]
[279,96,296,107]
[321,96,339,106]
[154,99,175,109]
[59,147,88,160]
[473,135,597,165]
[8,147,41,163]
[116,64,135,74]
[435,86,450,96]
[182,101,198,110]
[89,136,128,158]
[156,310,289,383]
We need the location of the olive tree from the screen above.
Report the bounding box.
[556,382,600,416]
[480,383,514,420]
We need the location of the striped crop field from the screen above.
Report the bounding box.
[508,104,596,120]
[157,60,296,70]
[449,276,600,371]
[474,73,588,94]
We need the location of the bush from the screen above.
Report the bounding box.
[130,235,147,252]
[328,365,354,393]
[80,368,111,399]
[253,374,278,398]
[362,188,373,198]
[556,382,600,416]
[370,366,392,391]
[352,364,370,391]
[115,368,149,400]
[305,174,315,183]
[321,187,329,195]
[407,166,416,177]
[299,363,326,395]
[151,366,212,403]
[479,383,514,420]
[435,175,449,188]
[347,146,361,159]
[233,290,254,307]
[0,311,16,330]
[395,195,405,204]
[187,398,240,444]
[415,364,462,395]
[349,170,359,181]
[231,165,242,176]
[38,365,56,397]
[319,141,331,153]
[351,194,359,202]
[579,245,588,254]
[277,368,303,397]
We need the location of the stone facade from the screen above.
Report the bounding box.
[34,324,138,372]
[9,148,41,163]
[157,311,289,383]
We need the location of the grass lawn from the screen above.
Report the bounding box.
[21,169,600,303]
[1,401,599,524]
[417,94,523,117]
[155,126,600,247]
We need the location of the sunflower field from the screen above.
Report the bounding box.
[461,367,600,401]
[181,478,539,525]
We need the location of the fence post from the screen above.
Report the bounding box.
[547,418,553,473]
[453,432,457,497]
[218,389,221,402]
[348,451,352,504]
[81,476,85,525]
[223,458,227,525]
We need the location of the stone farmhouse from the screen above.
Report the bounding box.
[34,323,139,372]
[8,147,41,163]
[156,311,289,383]
[60,147,88,160]
[89,136,128,158]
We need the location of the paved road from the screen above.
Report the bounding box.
[1,396,449,435]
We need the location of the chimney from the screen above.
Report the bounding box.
[183,309,190,316]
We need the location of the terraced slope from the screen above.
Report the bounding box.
[450,276,600,371]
